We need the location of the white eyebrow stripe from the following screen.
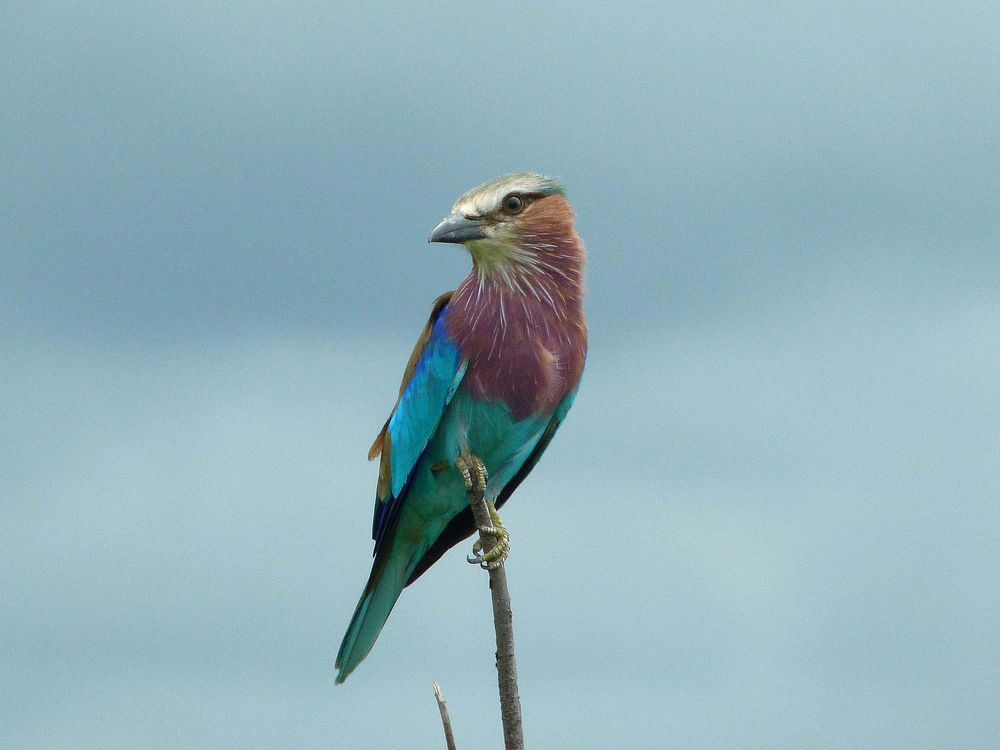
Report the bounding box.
[452,173,562,215]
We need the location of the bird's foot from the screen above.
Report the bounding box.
[467,500,510,570]
[456,454,509,570]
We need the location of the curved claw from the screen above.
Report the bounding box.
[467,523,511,569]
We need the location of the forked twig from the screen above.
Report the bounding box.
[432,682,458,750]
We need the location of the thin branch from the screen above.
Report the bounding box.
[432,682,458,750]
[465,458,524,750]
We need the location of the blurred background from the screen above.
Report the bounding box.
[2,2,998,748]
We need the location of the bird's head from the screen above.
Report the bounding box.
[428,173,580,279]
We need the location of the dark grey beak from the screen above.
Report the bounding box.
[428,213,485,244]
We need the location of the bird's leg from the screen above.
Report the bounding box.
[455,455,474,491]
[456,454,511,570]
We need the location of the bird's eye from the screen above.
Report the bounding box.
[501,194,524,215]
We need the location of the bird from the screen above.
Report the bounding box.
[335,173,587,683]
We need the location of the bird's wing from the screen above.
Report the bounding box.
[369,292,467,549]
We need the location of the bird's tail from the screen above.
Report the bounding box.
[335,533,430,684]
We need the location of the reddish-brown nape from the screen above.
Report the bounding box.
[447,195,588,421]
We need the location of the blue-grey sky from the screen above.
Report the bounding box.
[2,2,998,748]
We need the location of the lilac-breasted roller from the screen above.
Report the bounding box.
[336,173,587,683]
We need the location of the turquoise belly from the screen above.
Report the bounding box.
[394,388,548,536]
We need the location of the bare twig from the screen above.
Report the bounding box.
[462,455,525,750]
[432,682,458,750]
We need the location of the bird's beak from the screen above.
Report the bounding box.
[428,213,486,244]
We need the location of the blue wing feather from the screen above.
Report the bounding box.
[387,313,466,496]
[371,301,466,549]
